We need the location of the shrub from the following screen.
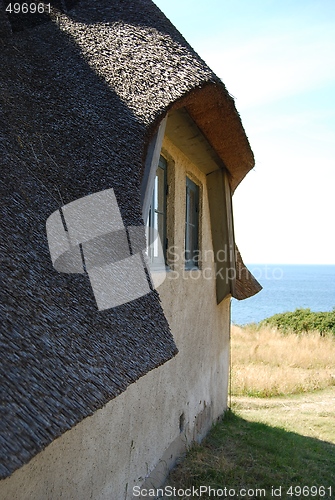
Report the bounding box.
[260,308,335,335]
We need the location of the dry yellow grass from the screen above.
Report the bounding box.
[231,324,335,397]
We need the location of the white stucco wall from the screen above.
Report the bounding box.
[0,138,231,500]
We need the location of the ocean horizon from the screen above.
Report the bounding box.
[231,264,335,325]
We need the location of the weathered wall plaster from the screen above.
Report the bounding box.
[0,137,231,500]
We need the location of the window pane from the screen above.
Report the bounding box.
[188,189,196,225]
[147,156,167,265]
[156,166,165,215]
[185,177,199,268]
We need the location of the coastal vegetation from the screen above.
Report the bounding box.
[168,391,335,499]
[261,308,335,335]
[166,315,335,498]
[231,322,335,397]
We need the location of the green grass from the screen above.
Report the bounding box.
[166,314,335,498]
[168,391,335,499]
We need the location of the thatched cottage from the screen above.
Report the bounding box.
[0,0,261,498]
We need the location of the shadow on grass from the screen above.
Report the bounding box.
[169,411,335,499]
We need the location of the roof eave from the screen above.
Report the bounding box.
[169,81,255,192]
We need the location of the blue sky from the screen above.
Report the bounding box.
[154,0,335,264]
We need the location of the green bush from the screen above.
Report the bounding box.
[261,308,335,335]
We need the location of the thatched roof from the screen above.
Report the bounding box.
[0,0,258,478]
[234,247,262,300]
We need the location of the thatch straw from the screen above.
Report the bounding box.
[0,0,257,478]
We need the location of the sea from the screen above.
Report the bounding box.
[231,264,335,325]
